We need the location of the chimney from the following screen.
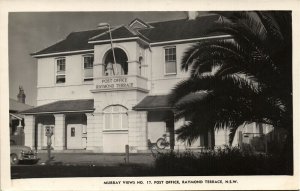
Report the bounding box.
[17,86,26,104]
[187,11,199,20]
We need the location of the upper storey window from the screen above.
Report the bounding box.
[164,46,177,75]
[83,55,94,81]
[56,58,66,83]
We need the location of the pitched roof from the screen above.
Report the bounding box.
[139,15,222,43]
[133,93,206,111]
[19,99,94,114]
[9,99,33,112]
[133,95,172,111]
[89,26,137,42]
[33,14,224,57]
[31,29,107,56]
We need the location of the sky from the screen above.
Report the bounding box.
[9,12,187,106]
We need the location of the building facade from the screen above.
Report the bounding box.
[21,14,273,153]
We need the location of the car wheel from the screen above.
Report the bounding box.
[10,154,19,165]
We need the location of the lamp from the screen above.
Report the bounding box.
[98,22,117,75]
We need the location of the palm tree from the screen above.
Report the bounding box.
[169,11,292,168]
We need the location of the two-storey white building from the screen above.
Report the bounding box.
[21,13,272,153]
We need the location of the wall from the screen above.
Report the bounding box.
[93,90,147,112]
[37,85,94,105]
[36,41,194,105]
[215,129,229,147]
[147,43,191,95]
[36,54,94,106]
[92,90,148,153]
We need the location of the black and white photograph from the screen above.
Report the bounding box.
[1,0,299,190]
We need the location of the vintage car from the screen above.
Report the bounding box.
[10,140,39,165]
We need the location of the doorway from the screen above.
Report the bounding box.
[67,124,83,149]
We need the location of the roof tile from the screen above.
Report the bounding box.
[89,26,137,42]
[32,29,107,56]
[32,15,223,56]
[139,15,221,43]
[20,99,94,114]
[9,99,33,112]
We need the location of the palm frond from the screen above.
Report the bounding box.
[170,11,292,148]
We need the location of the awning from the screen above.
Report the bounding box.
[133,93,206,111]
[19,99,94,115]
[133,95,172,111]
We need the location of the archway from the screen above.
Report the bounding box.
[103,48,128,76]
[102,105,129,153]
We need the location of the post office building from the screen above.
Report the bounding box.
[21,14,274,153]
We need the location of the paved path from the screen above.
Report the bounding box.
[36,153,155,166]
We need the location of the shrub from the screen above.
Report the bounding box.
[154,146,288,175]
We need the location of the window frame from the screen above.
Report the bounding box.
[82,54,94,82]
[103,105,128,131]
[71,127,75,137]
[164,46,177,75]
[55,57,66,84]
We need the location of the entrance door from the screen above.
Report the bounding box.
[67,125,83,149]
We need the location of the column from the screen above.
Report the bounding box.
[54,114,65,150]
[128,111,148,152]
[86,113,103,152]
[24,115,35,149]
[138,111,148,151]
[37,123,43,149]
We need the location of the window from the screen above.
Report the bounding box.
[164,47,177,75]
[71,127,75,137]
[56,58,66,83]
[83,55,94,81]
[103,105,128,130]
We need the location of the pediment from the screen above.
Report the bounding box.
[129,18,152,30]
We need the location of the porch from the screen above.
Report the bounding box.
[20,99,96,151]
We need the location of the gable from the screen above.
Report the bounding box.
[129,18,152,30]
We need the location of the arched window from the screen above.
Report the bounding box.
[104,48,128,76]
[103,105,128,130]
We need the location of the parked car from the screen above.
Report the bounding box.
[10,140,39,165]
